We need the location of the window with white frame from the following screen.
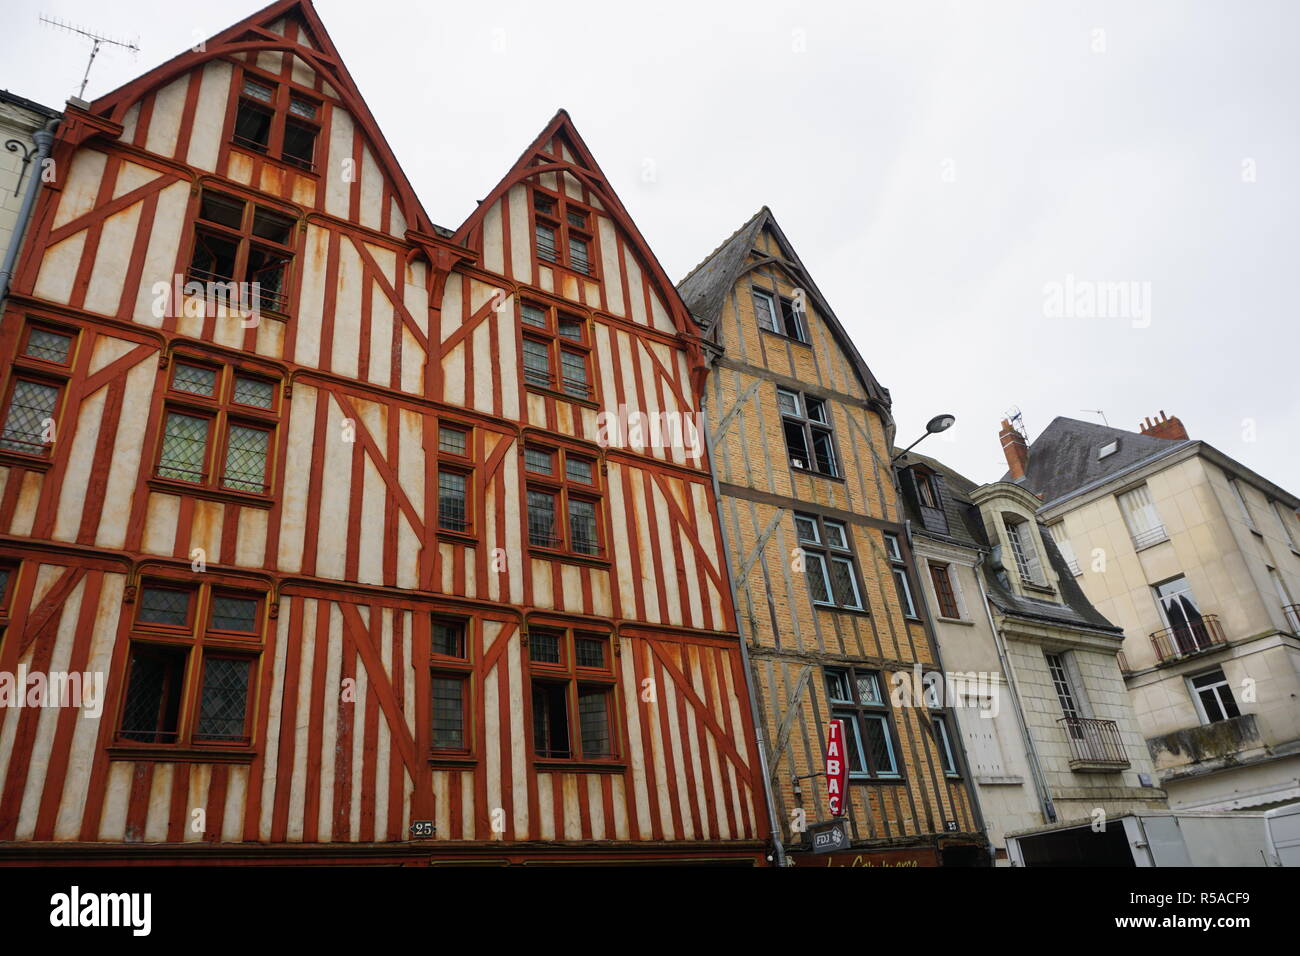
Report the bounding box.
[884,532,918,618]
[1004,516,1046,587]
[1228,479,1257,531]
[1117,484,1166,549]
[776,387,838,477]
[1189,668,1239,724]
[795,513,864,610]
[1048,522,1082,576]
[825,668,900,779]
[1272,500,1300,552]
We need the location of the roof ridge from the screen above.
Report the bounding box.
[675,206,768,287]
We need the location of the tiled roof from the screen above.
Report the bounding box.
[1007,416,1187,503]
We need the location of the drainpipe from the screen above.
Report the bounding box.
[0,116,59,306]
[700,388,786,867]
[974,551,1056,828]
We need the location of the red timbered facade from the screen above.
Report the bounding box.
[0,0,767,864]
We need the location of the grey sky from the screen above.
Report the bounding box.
[4,0,1296,492]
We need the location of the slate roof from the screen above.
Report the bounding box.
[897,449,1122,637]
[1005,416,1189,504]
[675,207,891,407]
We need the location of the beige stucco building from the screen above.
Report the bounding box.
[1004,413,1300,812]
[897,450,1165,864]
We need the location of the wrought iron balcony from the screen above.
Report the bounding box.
[1116,650,1132,675]
[1149,614,1225,664]
[1284,604,1300,635]
[1059,716,1130,771]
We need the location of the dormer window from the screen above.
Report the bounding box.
[1004,516,1047,587]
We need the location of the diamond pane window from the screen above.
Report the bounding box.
[529,628,562,664]
[221,424,269,493]
[0,380,58,454]
[795,515,819,544]
[438,426,467,455]
[824,520,849,550]
[830,556,861,608]
[431,676,466,749]
[24,328,73,364]
[232,375,275,409]
[566,210,587,229]
[568,498,599,555]
[138,586,191,627]
[119,646,186,743]
[521,303,548,328]
[431,619,465,658]
[856,673,882,705]
[195,657,251,741]
[158,412,209,482]
[806,553,832,604]
[288,97,317,119]
[862,714,898,776]
[210,594,259,632]
[438,471,468,532]
[172,363,218,397]
[558,317,583,341]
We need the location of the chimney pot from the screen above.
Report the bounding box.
[1139,411,1188,441]
[999,419,1028,480]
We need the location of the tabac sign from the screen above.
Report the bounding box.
[826,719,847,817]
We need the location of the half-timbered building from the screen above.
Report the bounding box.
[0,0,768,864]
[680,208,986,866]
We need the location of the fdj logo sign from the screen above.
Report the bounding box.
[826,719,847,817]
[811,821,849,855]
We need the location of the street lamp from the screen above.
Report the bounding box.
[891,414,956,462]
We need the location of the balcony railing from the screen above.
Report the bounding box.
[1284,604,1300,635]
[1116,650,1132,675]
[1059,716,1130,771]
[1130,525,1169,550]
[1149,614,1226,664]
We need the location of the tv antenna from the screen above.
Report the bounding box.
[1081,408,1109,426]
[1004,405,1027,440]
[39,15,140,100]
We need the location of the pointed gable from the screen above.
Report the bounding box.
[452,110,690,336]
[80,0,433,238]
[678,207,890,407]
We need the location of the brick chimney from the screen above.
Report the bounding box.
[1000,419,1028,480]
[1138,410,1188,441]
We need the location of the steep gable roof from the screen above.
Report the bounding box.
[1008,416,1188,503]
[676,206,891,408]
[84,0,436,235]
[452,109,696,338]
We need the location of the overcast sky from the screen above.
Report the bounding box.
[4,0,1296,492]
